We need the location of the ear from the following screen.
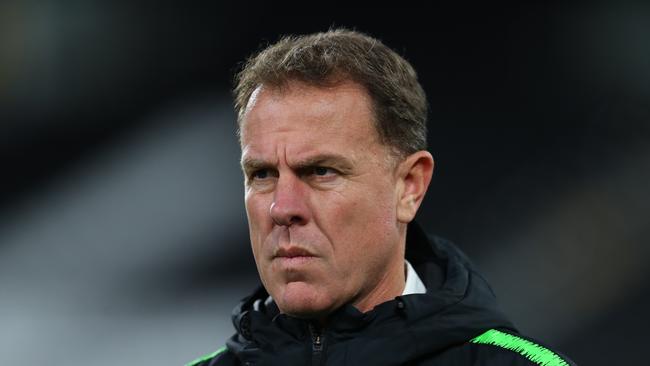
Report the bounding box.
[396,151,434,223]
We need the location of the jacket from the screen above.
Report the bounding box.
[187,222,576,366]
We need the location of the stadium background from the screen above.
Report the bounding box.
[1,2,648,364]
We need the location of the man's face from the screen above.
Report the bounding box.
[240,80,406,318]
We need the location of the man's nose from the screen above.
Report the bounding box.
[269,174,310,226]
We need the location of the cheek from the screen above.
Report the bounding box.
[347,184,395,229]
[245,194,277,292]
[245,194,271,253]
[322,184,397,260]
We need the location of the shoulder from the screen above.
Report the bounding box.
[468,329,576,366]
[185,346,238,366]
[433,329,576,366]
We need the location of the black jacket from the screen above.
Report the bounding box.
[187,222,575,366]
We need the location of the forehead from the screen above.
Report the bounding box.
[240,80,382,160]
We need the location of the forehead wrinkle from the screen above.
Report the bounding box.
[256,81,373,134]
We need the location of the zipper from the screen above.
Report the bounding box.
[309,323,326,366]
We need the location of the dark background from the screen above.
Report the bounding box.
[1,2,648,364]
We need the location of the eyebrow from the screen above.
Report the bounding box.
[241,153,355,173]
[240,157,272,173]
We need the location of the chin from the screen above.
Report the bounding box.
[276,282,335,318]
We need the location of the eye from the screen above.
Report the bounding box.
[309,166,338,177]
[313,167,330,176]
[251,169,270,180]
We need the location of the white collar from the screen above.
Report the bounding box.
[402,259,427,295]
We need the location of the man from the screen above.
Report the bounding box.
[187,29,575,366]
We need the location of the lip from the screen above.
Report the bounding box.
[274,246,316,259]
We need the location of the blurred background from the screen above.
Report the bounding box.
[1,1,648,365]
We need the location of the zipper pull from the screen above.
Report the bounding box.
[310,325,325,366]
[313,332,322,351]
[309,323,323,351]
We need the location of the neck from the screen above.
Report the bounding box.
[351,241,407,314]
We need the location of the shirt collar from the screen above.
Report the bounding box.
[402,259,427,295]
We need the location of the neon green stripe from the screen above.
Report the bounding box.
[471,329,569,366]
[185,346,227,366]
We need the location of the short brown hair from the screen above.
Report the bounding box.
[234,28,428,157]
